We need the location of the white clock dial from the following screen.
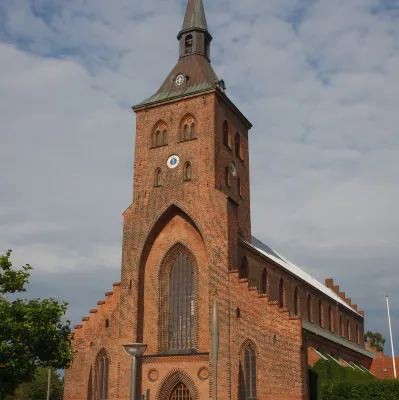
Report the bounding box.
[175,74,185,86]
[167,155,180,169]
[229,162,236,177]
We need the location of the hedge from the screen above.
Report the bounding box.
[310,359,399,399]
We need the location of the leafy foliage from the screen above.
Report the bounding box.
[6,367,63,400]
[0,250,73,399]
[364,330,386,352]
[310,359,399,400]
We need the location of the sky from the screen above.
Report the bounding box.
[1,0,399,356]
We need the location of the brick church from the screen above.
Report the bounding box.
[64,1,375,399]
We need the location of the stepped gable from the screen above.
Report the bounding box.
[72,282,121,340]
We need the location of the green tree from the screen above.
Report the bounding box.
[364,330,386,352]
[0,250,73,399]
[6,367,63,400]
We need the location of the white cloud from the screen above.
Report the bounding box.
[1,0,399,351]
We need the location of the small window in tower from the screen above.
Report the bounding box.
[155,130,161,147]
[105,319,109,328]
[238,178,242,197]
[162,130,167,145]
[190,123,196,139]
[225,166,230,188]
[223,121,230,147]
[184,162,191,181]
[235,132,242,159]
[155,168,162,187]
[185,34,193,54]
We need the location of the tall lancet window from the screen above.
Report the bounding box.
[96,350,109,400]
[168,251,195,350]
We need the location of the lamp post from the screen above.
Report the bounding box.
[122,343,147,400]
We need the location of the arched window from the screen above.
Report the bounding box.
[240,257,249,279]
[260,268,267,294]
[190,123,196,139]
[329,305,333,332]
[279,278,285,308]
[225,166,230,187]
[185,34,193,54]
[294,287,299,316]
[155,168,162,187]
[155,130,161,146]
[340,315,344,337]
[239,343,257,399]
[307,294,312,322]
[235,133,241,158]
[319,300,323,328]
[162,129,167,145]
[184,162,191,181]
[223,120,229,147]
[347,319,351,341]
[170,382,192,400]
[96,351,109,400]
[183,124,189,140]
[168,251,195,350]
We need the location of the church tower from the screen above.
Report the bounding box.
[118,0,253,397]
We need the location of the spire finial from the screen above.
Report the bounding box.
[182,0,208,31]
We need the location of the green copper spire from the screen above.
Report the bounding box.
[181,0,208,32]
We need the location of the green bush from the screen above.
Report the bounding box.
[323,380,399,400]
[309,359,399,399]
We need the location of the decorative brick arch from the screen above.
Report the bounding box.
[158,242,200,353]
[136,201,209,344]
[156,369,199,400]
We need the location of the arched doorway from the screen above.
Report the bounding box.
[170,382,193,399]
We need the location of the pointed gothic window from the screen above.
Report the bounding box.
[162,129,167,145]
[96,350,109,400]
[185,34,193,54]
[168,251,195,351]
[223,121,229,147]
[307,294,312,322]
[260,268,267,295]
[239,343,257,399]
[347,319,351,341]
[240,257,249,280]
[279,278,285,308]
[294,287,299,316]
[329,305,334,332]
[155,130,161,146]
[184,162,191,181]
[155,168,162,187]
[170,382,192,400]
[235,132,241,159]
[340,315,344,337]
[319,300,324,328]
[183,124,189,140]
[190,123,196,139]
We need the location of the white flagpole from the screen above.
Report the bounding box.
[386,295,397,379]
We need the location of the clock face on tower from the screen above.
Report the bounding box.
[175,74,185,87]
[167,155,180,169]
